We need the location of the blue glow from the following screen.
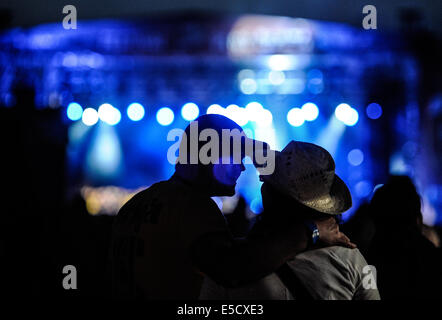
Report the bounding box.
[366,103,382,120]
[268,70,285,85]
[156,107,174,126]
[86,122,123,180]
[67,102,83,121]
[355,180,373,198]
[98,103,121,125]
[335,103,359,126]
[206,104,224,115]
[267,54,294,71]
[181,102,200,121]
[225,104,248,126]
[240,78,257,94]
[348,149,364,166]
[250,197,263,214]
[127,103,145,121]
[287,108,305,127]
[245,102,264,123]
[301,102,319,121]
[82,108,99,126]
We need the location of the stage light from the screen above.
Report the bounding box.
[181,102,200,121]
[98,103,121,125]
[156,107,174,126]
[226,104,248,126]
[366,103,382,119]
[287,107,305,127]
[240,78,257,95]
[355,180,373,198]
[267,54,293,71]
[238,69,255,80]
[82,108,99,126]
[67,102,83,121]
[86,123,122,181]
[256,109,273,127]
[301,102,319,121]
[250,198,263,214]
[335,103,359,126]
[127,103,145,121]
[245,102,264,122]
[268,70,285,85]
[206,104,225,115]
[347,149,364,166]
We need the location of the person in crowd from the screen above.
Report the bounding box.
[109,115,355,299]
[367,175,442,299]
[200,141,378,300]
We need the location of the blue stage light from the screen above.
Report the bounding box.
[366,103,382,120]
[240,78,257,94]
[268,70,285,85]
[127,103,145,121]
[355,180,373,198]
[225,104,248,126]
[347,149,364,166]
[82,108,99,126]
[250,198,263,214]
[287,107,305,127]
[181,102,200,121]
[67,102,83,121]
[335,103,359,126]
[156,107,174,126]
[206,104,224,115]
[301,102,319,121]
[98,103,121,125]
[245,102,264,122]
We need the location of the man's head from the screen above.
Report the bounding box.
[175,114,247,196]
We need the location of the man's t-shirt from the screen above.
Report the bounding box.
[110,176,229,299]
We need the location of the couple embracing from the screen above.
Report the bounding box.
[109,114,380,300]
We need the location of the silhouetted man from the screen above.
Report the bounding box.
[109,114,354,299]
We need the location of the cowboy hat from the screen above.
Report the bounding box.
[259,141,352,215]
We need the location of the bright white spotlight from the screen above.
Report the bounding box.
[335,103,359,126]
[82,108,99,126]
[206,104,225,115]
[256,109,273,127]
[225,104,248,126]
[156,107,174,126]
[127,103,145,121]
[267,54,293,71]
[301,102,319,121]
[240,78,257,95]
[98,103,121,125]
[287,108,305,127]
[181,102,200,121]
[67,102,83,121]
[245,102,264,122]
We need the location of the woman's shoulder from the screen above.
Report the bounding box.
[295,246,368,268]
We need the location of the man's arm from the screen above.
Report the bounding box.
[190,216,355,288]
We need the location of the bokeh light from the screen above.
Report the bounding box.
[127,103,145,121]
[156,107,174,126]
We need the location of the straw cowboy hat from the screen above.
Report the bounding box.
[259,141,352,215]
